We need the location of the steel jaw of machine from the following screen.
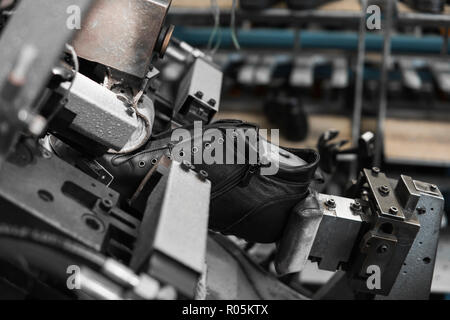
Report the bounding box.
[274,167,444,300]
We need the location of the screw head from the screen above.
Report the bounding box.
[372,167,380,175]
[195,91,204,99]
[350,200,362,213]
[389,206,399,215]
[208,99,217,107]
[430,184,437,191]
[100,198,113,211]
[325,199,336,209]
[379,185,390,196]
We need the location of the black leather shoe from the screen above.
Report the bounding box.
[103,120,320,243]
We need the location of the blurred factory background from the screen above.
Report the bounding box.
[156,0,450,298]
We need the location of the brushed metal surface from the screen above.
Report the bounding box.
[72,0,171,78]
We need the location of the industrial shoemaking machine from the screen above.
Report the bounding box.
[0,0,444,300]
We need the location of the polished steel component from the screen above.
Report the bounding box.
[309,193,363,271]
[79,267,124,300]
[174,58,222,124]
[103,259,140,287]
[72,0,171,78]
[275,192,323,275]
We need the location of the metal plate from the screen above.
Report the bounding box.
[364,168,406,221]
[413,179,442,197]
[72,0,171,78]
[174,58,222,123]
[0,148,139,254]
[378,184,444,299]
[310,194,363,271]
[132,160,211,297]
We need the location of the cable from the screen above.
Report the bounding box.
[0,225,120,299]
[0,225,106,268]
[230,0,241,50]
[208,0,221,55]
[64,44,79,99]
[211,27,222,55]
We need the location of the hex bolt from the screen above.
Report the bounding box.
[350,200,362,213]
[208,99,216,107]
[325,198,336,209]
[372,167,380,175]
[100,198,113,211]
[417,207,426,215]
[389,206,399,215]
[195,91,204,99]
[378,185,390,196]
